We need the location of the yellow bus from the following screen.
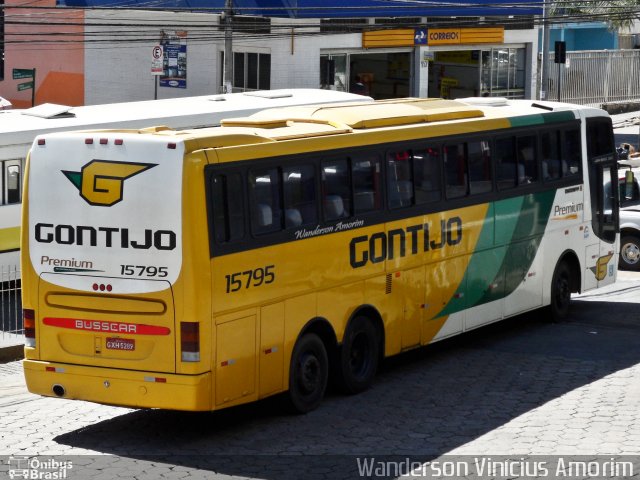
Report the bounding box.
[22,97,618,413]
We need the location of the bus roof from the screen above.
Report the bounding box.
[123,98,603,148]
[0,89,371,146]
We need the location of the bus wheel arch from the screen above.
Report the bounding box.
[335,305,384,394]
[287,318,336,413]
[549,251,581,321]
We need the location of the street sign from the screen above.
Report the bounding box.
[13,68,35,80]
[152,45,164,75]
[17,81,34,92]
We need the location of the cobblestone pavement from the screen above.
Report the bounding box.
[1,274,639,479]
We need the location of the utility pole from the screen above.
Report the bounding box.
[540,0,551,100]
[223,0,233,94]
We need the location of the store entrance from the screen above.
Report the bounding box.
[427,48,526,99]
[349,52,411,99]
[320,51,411,99]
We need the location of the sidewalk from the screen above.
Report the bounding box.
[0,332,23,364]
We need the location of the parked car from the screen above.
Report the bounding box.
[618,159,640,270]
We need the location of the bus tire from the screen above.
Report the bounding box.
[287,333,328,413]
[619,235,640,271]
[550,260,572,322]
[336,316,379,394]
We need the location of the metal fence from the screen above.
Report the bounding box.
[0,266,22,336]
[542,49,640,107]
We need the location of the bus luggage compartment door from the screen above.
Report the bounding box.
[38,275,177,373]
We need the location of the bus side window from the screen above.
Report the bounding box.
[352,154,382,214]
[413,147,442,204]
[387,150,414,209]
[322,159,351,221]
[563,128,582,177]
[517,135,538,185]
[283,164,317,228]
[211,173,245,244]
[540,131,562,181]
[495,137,517,190]
[468,140,492,194]
[444,142,467,199]
[249,167,282,235]
[6,164,21,204]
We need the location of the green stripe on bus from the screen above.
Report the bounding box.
[435,190,557,318]
[509,111,576,128]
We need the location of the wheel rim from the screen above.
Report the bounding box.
[349,331,371,378]
[297,352,321,395]
[622,242,640,265]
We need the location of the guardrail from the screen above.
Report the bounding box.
[543,49,640,108]
[0,266,22,336]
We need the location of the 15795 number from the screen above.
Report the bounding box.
[120,265,168,277]
[225,265,275,293]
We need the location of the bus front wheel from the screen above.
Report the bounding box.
[620,235,640,271]
[550,260,572,321]
[287,333,328,413]
[336,316,379,394]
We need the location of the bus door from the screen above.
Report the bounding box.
[586,117,618,289]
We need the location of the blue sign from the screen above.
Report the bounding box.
[160,31,187,89]
[414,28,427,45]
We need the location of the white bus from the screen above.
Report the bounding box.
[0,89,370,270]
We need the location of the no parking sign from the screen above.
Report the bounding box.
[151,45,164,75]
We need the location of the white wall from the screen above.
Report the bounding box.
[84,10,220,104]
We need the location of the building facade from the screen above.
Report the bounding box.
[0,0,542,106]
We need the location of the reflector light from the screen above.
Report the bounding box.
[92,283,99,291]
[180,322,200,362]
[144,376,167,383]
[45,366,65,373]
[85,138,94,144]
[37,139,46,146]
[167,143,177,149]
[24,309,35,347]
[99,138,108,145]
[115,139,124,145]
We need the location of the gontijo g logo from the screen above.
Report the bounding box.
[63,160,157,207]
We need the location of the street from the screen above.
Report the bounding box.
[1,273,640,479]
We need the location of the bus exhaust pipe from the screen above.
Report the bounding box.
[52,384,65,397]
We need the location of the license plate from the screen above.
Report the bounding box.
[106,338,135,351]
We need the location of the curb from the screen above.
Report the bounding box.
[0,344,24,364]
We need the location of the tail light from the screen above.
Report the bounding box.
[24,309,35,347]
[180,322,200,362]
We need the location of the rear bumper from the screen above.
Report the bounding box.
[23,359,212,411]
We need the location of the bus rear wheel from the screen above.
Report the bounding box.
[336,316,379,394]
[287,333,328,413]
[550,260,572,321]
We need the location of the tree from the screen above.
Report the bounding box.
[550,0,640,31]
